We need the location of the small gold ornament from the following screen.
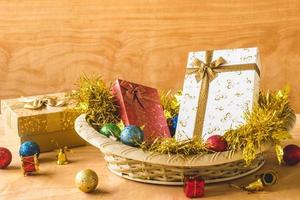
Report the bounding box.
[230,170,277,193]
[56,147,70,165]
[75,169,98,193]
[230,179,264,193]
[244,179,264,192]
[51,140,71,165]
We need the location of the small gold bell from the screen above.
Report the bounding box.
[244,179,264,192]
[230,170,278,193]
[56,147,69,165]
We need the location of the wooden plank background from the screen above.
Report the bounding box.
[0,0,299,112]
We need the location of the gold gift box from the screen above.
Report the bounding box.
[1,93,85,152]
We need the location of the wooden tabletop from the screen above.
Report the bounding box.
[0,114,299,200]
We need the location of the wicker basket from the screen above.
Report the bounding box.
[75,114,268,185]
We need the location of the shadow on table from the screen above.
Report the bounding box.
[203,183,236,198]
[3,165,20,171]
[39,155,78,165]
[86,188,110,196]
[39,157,56,163]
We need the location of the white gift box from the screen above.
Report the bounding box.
[175,47,261,141]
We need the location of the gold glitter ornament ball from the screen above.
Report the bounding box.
[75,169,98,193]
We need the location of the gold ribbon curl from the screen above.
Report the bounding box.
[20,96,66,110]
[187,50,260,139]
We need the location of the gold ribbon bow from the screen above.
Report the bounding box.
[187,50,260,139]
[20,96,66,110]
[120,82,146,109]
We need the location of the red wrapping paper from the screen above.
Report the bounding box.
[21,155,39,176]
[184,175,205,198]
[112,79,171,141]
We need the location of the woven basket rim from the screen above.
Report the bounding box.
[75,114,270,167]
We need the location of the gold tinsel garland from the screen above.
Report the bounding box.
[70,75,119,129]
[141,137,209,156]
[224,88,295,165]
[160,90,181,120]
[142,88,295,165]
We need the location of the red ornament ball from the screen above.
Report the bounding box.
[206,135,228,152]
[0,147,12,169]
[283,144,300,166]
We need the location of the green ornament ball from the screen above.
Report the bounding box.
[100,123,121,139]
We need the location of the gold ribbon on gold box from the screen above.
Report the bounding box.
[1,93,85,152]
[5,94,74,136]
[20,96,66,110]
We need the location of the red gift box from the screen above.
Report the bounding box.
[21,154,39,176]
[112,79,171,141]
[184,175,205,198]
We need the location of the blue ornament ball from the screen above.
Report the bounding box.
[171,115,178,130]
[168,115,178,137]
[120,125,144,147]
[19,141,40,157]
